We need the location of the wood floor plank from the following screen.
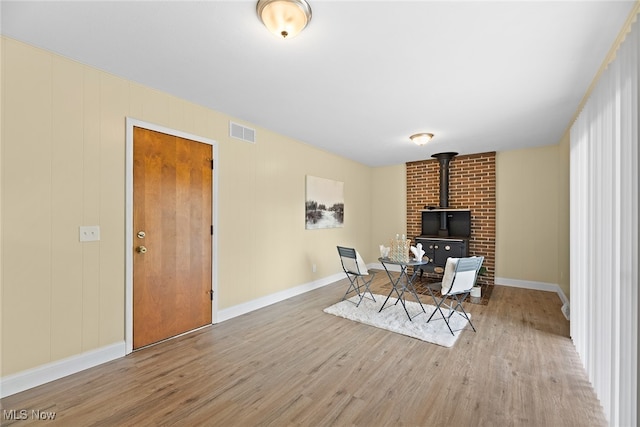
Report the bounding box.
[1,272,606,426]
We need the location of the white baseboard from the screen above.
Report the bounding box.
[1,273,347,398]
[216,272,344,322]
[367,269,569,305]
[0,273,572,399]
[495,276,570,319]
[0,341,126,399]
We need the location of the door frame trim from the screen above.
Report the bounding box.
[124,117,218,355]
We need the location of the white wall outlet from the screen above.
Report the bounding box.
[79,225,101,242]
[312,263,317,273]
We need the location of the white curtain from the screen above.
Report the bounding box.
[570,16,638,427]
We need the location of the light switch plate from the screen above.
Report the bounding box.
[79,225,100,242]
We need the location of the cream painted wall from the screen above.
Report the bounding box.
[0,38,373,376]
[0,36,571,379]
[370,158,571,298]
[557,134,570,297]
[219,124,374,308]
[495,142,570,297]
[370,165,407,260]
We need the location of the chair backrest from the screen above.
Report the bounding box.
[337,246,369,275]
[441,256,484,295]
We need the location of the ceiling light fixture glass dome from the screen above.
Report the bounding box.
[257,0,312,39]
[410,133,434,146]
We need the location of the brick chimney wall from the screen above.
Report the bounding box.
[406,152,496,286]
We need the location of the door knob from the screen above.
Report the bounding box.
[136,246,147,254]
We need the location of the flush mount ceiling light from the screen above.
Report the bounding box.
[257,0,312,39]
[410,133,434,146]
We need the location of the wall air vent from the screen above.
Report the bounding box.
[229,121,256,144]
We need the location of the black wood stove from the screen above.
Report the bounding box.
[415,152,470,274]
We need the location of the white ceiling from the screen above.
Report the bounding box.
[2,1,635,167]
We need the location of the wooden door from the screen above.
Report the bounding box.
[133,126,212,349]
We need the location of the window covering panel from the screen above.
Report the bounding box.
[570,16,638,427]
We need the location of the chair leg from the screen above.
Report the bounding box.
[354,276,376,307]
[427,292,476,335]
[427,295,455,335]
[450,293,475,332]
[342,274,376,307]
[361,273,376,303]
[353,277,366,307]
[341,274,359,302]
[425,284,440,307]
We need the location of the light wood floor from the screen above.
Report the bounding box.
[1,272,606,426]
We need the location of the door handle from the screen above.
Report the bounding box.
[136,246,147,254]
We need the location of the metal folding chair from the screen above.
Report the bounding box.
[427,256,484,335]
[337,246,376,307]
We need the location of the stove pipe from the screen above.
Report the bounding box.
[431,152,458,236]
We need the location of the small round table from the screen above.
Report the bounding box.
[378,257,430,321]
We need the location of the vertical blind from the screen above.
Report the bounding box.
[570,16,638,427]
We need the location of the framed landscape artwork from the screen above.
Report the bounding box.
[305,176,344,229]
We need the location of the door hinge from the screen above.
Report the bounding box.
[211,159,214,170]
[210,225,213,235]
[209,290,214,301]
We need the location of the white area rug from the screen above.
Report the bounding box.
[323,294,471,348]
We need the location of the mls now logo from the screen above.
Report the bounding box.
[3,409,57,420]
[3,409,28,420]
[31,410,57,420]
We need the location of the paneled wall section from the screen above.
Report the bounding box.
[406,152,496,286]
